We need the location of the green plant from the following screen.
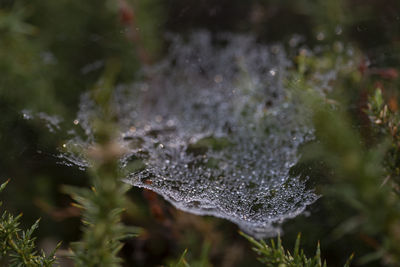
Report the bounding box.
[63,62,139,267]
[240,232,353,267]
[367,88,400,193]
[289,43,400,265]
[0,180,59,266]
[171,249,190,267]
[169,243,212,267]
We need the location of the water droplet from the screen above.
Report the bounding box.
[144,125,151,131]
[155,115,163,123]
[356,25,365,32]
[316,32,325,41]
[22,110,32,120]
[335,25,343,35]
[271,45,280,54]
[289,34,303,47]
[166,120,175,127]
[140,84,149,92]
[214,74,223,83]
[333,41,344,53]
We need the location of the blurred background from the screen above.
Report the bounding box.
[1,0,400,266]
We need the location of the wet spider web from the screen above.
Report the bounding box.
[59,32,319,238]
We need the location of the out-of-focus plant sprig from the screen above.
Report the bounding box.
[63,61,139,267]
[366,88,400,194]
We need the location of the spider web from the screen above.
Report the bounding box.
[61,32,318,238]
